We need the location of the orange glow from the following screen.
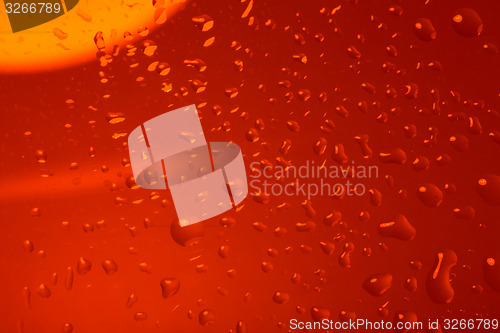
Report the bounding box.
[0,0,185,73]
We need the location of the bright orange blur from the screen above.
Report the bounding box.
[0,0,185,73]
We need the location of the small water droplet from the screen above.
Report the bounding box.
[362,273,393,296]
[272,291,290,304]
[192,15,214,31]
[37,284,51,298]
[62,323,73,333]
[199,309,216,326]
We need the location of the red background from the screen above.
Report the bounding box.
[1,0,499,332]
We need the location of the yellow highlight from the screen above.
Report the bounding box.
[0,0,184,73]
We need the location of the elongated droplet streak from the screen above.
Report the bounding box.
[65,267,73,291]
[22,287,31,309]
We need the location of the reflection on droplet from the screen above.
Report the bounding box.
[417,183,443,207]
[35,149,47,163]
[311,307,330,321]
[160,278,180,298]
[483,255,500,292]
[452,8,483,37]
[170,219,205,246]
[106,112,126,124]
[199,309,216,326]
[477,174,500,206]
[37,284,51,298]
[449,134,469,152]
[272,291,290,304]
[413,18,437,41]
[362,273,393,296]
[426,249,457,304]
[319,241,335,255]
[64,267,73,290]
[22,287,30,309]
[394,311,419,333]
[405,277,418,292]
[379,148,406,164]
[378,215,416,241]
[192,15,214,31]
[77,257,92,275]
[101,259,118,275]
[134,312,148,321]
[62,323,73,333]
[126,293,138,308]
[23,240,33,253]
[236,321,247,333]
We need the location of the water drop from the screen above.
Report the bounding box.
[126,293,138,308]
[379,148,406,164]
[404,277,418,292]
[134,312,148,321]
[236,321,247,333]
[413,18,437,41]
[426,249,457,304]
[362,273,393,296]
[261,261,273,273]
[37,284,51,298]
[170,219,205,246]
[192,15,214,31]
[76,257,92,275]
[35,149,47,163]
[272,291,290,304]
[102,259,118,275]
[377,214,416,241]
[451,8,483,37]
[160,278,180,298]
[476,174,500,206]
[311,307,330,321]
[417,183,443,207]
[64,267,73,290]
[199,309,216,326]
[62,323,73,333]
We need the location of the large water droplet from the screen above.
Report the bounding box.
[477,174,500,206]
[483,255,500,292]
[377,214,416,241]
[451,8,483,37]
[170,220,205,246]
[426,249,457,304]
